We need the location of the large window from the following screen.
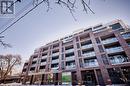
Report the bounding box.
[109,23,122,30]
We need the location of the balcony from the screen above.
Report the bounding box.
[41,55,47,59]
[102,38,118,44]
[65,49,74,53]
[28,70,35,74]
[39,69,45,72]
[122,33,130,39]
[51,59,59,64]
[40,62,46,65]
[28,71,35,75]
[31,64,37,67]
[66,64,76,70]
[84,59,99,68]
[51,66,59,70]
[52,52,59,57]
[106,47,124,54]
[33,58,38,61]
[83,52,96,58]
[66,56,75,61]
[81,44,93,49]
[109,55,128,65]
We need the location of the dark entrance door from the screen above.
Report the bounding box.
[41,74,44,85]
[96,69,105,85]
[82,70,97,85]
[30,75,34,85]
[108,68,125,84]
[53,73,58,85]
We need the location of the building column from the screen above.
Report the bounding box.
[73,36,82,84]
[58,72,62,85]
[114,31,130,61]
[89,31,112,85]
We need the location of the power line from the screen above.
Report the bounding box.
[0,0,33,31]
[0,0,45,35]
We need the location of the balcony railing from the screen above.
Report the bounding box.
[122,33,130,39]
[40,62,46,65]
[33,58,38,61]
[51,66,59,70]
[109,55,128,65]
[31,64,37,67]
[28,70,35,74]
[52,52,59,57]
[65,49,74,53]
[83,60,98,68]
[66,64,76,70]
[66,56,75,61]
[102,38,118,44]
[106,47,124,54]
[41,55,47,59]
[81,44,93,49]
[39,69,45,72]
[83,52,96,58]
[51,59,59,64]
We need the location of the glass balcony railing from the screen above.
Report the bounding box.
[40,62,46,65]
[33,58,38,61]
[109,55,128,65]
[106,47,124,54]
[102,38,118,44]
[41,55,47,59]
[122,33,130,39]
[81,44,93,49]
[51,66,59,70]
[83,52,96,58]
[52,52,59,57]
[39,69,45,72]
[65,49,74,53]
[66,64,76,70]
[28,70,35,74]
[51,59,59,64]
[31,64,37,67]
[66,56,75,61]
[84,59,98,68]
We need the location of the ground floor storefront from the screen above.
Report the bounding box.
[22,66,130,85]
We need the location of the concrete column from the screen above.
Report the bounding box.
[89,31,112,85]
[114,31,130,61]
[73,36,82,84]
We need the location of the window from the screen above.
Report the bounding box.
[61,62,65,69]
[40,66,45,69]
[109,23,122,30]
[96,37,100,44]
[98,45,104,52]
[79,59,83,67]
[78,50,81,57]
[61,54,64,60]
[93,25,102,29]
[101,54,109,65]
[32,61,37,64]
[41,59,46,62]
[23,69,26,72]
[77,43,80,48]
[76,36,79,42]
[30,67,35,71]
[62,47,64,52]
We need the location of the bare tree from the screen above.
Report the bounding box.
[0,54,21,83]
[0,36,11,48]
[0,0,104,47]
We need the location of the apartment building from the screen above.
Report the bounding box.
[21,19,130,85]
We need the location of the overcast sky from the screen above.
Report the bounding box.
[0,0,130,64]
